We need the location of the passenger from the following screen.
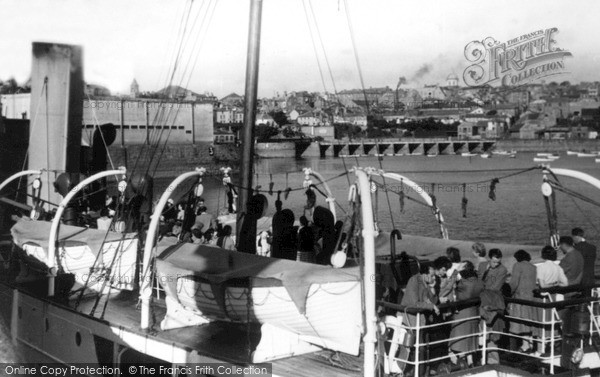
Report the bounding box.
[471,242,488,275]
[537,246,568,289]
[480,248,507,365]
[446,247,462,281]
[481,248,508,292]
[195,205,216,231]
[277,209,297,260]
[163,198,177,222]
[270,197,284,259]
[96,208,112,231]
[167,220,183,238]
[558,236,584,287]
[572,228,597,294]
[203,228,217,246]
[313,206,336,265]
[237,194,268,254]
[190,228,203,244]
[536,245,567,355]
[436,256,456,304]
[217,225,235,250]
[392,263,440,374]
[558,236,585,335]
[508,250,539,353]
[449,261,484,367]
[256,230,271,256]
[176,203,185,221]
[297,216,316,263]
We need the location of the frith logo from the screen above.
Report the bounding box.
[463,28,572,87]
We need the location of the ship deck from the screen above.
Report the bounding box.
[73,290,363,377]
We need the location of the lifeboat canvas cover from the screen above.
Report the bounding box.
[11,219,137,258]
[155,240,360,315]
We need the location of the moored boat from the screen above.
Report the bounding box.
[578,152,598,157]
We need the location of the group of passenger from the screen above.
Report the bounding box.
[156,191,341,265]
[393,227,598,373]
[159,198,236,250]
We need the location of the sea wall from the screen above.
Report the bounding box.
[107,142,239,178]
[495,139,600,152]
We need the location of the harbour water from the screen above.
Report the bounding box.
[155,152,600,248]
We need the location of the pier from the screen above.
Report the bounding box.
[318,138,496,157]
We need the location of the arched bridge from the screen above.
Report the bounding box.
[318,139,495,157]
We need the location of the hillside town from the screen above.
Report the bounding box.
[1,75,600,144]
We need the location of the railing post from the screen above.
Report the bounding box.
[541,297,547,357]
[550,309,556,375]
[415,314,420,377]
[481,319,487,366]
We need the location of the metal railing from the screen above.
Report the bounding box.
[378,284,600,376]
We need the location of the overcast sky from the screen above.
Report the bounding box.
[0,0,597,97]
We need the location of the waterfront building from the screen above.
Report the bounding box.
[0,93,214,145]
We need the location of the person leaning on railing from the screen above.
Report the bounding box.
[507,250,540,354]
[479,248,507,365]
[392,262,440,375]
[536,245,568,356]
[448,261,483,367]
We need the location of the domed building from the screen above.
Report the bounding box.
[446,73,459,87]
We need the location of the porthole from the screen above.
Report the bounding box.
[75,331,82,346]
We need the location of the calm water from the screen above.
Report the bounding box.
[155,152,600,247]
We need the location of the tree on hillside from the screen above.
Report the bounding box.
[268,110,289,127]
[255,124,280,141]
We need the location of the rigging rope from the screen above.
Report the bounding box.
[302,0,328,93]
[342,0,370,115]
[307,0,339,95]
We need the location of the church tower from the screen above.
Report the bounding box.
[130,79,139,98]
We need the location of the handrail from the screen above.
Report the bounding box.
[379,294,599,314]
[140,167,206,330]
[381,293,600,375]
[47,168,126,297]
[536,282,600,295]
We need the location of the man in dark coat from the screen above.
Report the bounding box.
[572,227,597,295]
[559,236,584,287]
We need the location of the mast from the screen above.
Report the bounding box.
[238,0,263,225]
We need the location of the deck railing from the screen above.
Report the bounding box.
[378,284,600,376]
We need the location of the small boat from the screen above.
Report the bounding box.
[578,152,597,157]
[493,150,509,155]
[533,157,554,162]
[536,152,554,157]
[480,153,491,159]
[461,152,477,157]
[509,153,517,158]
[595,158,600,163]
[427,154,438,158]
[566,150,579,155]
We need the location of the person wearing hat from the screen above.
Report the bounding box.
[163,198,177,223]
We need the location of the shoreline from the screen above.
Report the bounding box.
[495,139,600,153]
